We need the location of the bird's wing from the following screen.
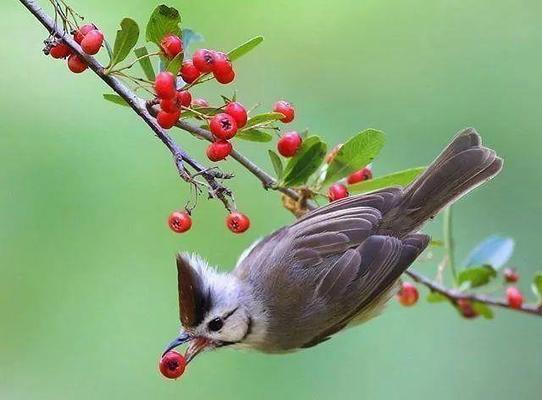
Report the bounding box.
[233,188,429,351]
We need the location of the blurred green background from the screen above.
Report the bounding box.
[1,0,541,399]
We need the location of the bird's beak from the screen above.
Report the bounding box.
[162,331,191,357]
[185,337,214,363]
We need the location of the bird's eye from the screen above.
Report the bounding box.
[208,318,223,332]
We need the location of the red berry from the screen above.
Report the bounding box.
[167,211,192,233]
[159,351,186,379]
[347,167,373,185]
[192,98,209,108]
[457,299,478,319]
[328,183,349,202]
[157,110,181,129]
[80,30,104,55]
[210,113,238,140]
[50,42,71,59]
[396,282,419,306]
[277,132,303,157]
[192,49,216,73]
[214,68,235,84]
[67,54,88,73]
[503,268,519,283]
[74,23,96,44]
[506,287,523,309]
[177,91,192,108]
[160,35,183,59]
[224,102,247,128]
[180,59,201,84]
[160,98,179,114]
[226,212,250,234]
[154,71,176,100]
[273,100,295,123]
[206,140,233,161]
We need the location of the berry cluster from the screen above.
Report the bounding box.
[327,166,372,202]
[48,23,104,73]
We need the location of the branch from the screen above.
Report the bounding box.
[20,0,234,211]
[406,269,542,316]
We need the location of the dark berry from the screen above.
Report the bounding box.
[80,30,104,55]
[159,351,186,379]
[506,287,523,309]
[180,59,201,84]
[273,100,295,123]
[157,110,180,129]
[167,211,192,233]
[210,113,238,140]
[224,102,247,128]
[160,35,183,59]
[347,167,373,185]
[457,299,478,319]
[328,183,349,202]
[397,282,419,306]
[226,212,250,233]
[192,49,216,73]
[50,42,71,59]
[277,132,302,157]
[177,91,192,108]
[503,268,519,283]
[74,23,96,44]
[206,140,233,161]
[67,54,88,73]
[154,71,176,100]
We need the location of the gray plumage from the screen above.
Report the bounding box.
[171,128,503,358]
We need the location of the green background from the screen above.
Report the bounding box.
[1,0,541,399]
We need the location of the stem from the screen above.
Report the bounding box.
[109,51,161,74]
[444,206,458,286]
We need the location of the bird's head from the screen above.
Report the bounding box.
[163,254,255,363]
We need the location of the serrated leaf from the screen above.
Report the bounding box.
[281,136,327,187]
[236,129,273,142]
[134,46,156,81]
[532,272,542,302]
[244,112,283,129]
[110,18,140,68]
[268,150,283,179]
[472,302,494,319]
[228,36,264,61]
[165,52,183,74]
[348,167,425,194]
[182,28,203,57]
[146,5,181,45]
[463,235,515,269]
[103,94,129,107]
[458,265,497,288]
[426,292,447,303]
[324,129,385,184]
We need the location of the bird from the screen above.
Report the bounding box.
[163,128,503,363]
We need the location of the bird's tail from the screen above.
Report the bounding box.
[382,128,503,236]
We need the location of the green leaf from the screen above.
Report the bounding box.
[463,235,515,269]
[458,265,497,288]
[281,136,327,187]
[244,112,284,129]
[165,52,183,74]
[268,150,284,179]
[472,302,494,319]
[228,36,264,61]
[348,167,426,194]
[236,129,273,142]
[531,272,542,302]
[110,18,140,68]
[324,129,385,184]
[426,292,447,303]
[134,46,156,81]
[146,5,181,45]
[103,94,129,107]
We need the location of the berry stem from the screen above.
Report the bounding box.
[108,50,161,74]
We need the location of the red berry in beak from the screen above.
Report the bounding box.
[210,113,238,140]
[225,102,248,128]
[180,59,201,84]
[277,132,302,157]
[168,211,192,233]
[328,183,349,202]
[506,287,523,309]
[273,100,295,123]
[159,351,186,379]
[206,140,233,161]
[347,167,373,185]
[154,72,177,100]
[80,29,104,55]
[226,212,250,233]
[160,35,183,59]
[397,282,419,306]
